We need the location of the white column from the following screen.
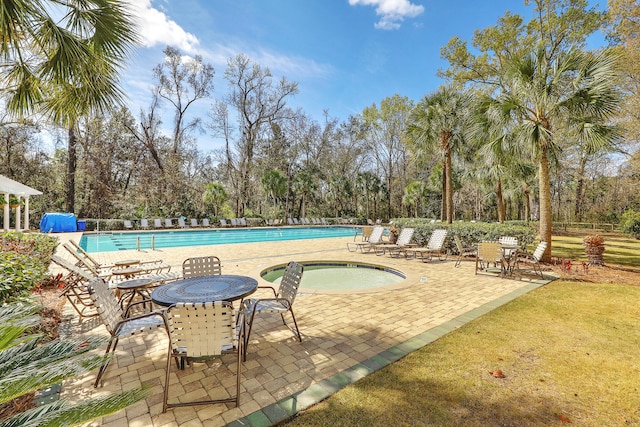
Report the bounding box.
[2,193,8,231]
[15,196,21,231]
[24,197,30,231]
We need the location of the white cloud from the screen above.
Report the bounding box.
[348,0,424,30]
[124,0,199,52]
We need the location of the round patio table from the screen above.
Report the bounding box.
[151,275,258,307]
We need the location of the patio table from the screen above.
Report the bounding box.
[151,274,258,307]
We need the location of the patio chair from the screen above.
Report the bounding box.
[373,227,416,257]
[240,217,248,227]
[162,301,243,411]
[177,218,187,228]
[154,219,163,228]
[287,218,294,225]
[230,218,238,227]
[140,219,150,229]
[241,261,304,358]
[499,236,519,258]
[513,241,548,278]
[346,225,384,253]
[66,240,171,275]
[88,277,169,387]
[190,218,200,227]
[219,219,229,227]
[124,220,133,230]
[405,229,448,262]
[202,218,211,227]
[51,255,99,319]
[475,241,504,275]
[354,226,373,242]
[182,256,222,278]
[165,218,174,228]
[454,235,477,267]
[293,218,300,225]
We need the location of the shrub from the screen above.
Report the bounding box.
[620,209,640,239]
[0,232,58,304]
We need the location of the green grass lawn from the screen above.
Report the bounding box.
[285,233,640,426]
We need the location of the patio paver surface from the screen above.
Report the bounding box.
[52,233,552,426]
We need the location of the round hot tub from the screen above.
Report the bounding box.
[260,260,407,294]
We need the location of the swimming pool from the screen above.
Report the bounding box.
[261,261,406,293]
[79,226,358,252]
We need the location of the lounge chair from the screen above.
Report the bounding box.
[177,218,187,228]
[219,219,229,227]
[153,219,163,228]
[124,220,133,230]
[374,227,415,257]
[140,219,150,229]
[240,217,248,227]
[165,218,174,228]
[190,218,200,227]
[230,218,238,227]
[346,226,384,253]
[293,218,300,225]
[405,229,449,262]
[202,218,211,227]
[287,218,294,225]
[513,241,547,278]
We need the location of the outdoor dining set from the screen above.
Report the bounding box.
[51,247,304,412]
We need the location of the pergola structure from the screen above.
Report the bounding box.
[0,174,42,231]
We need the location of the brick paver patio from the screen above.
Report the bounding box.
[52,232,552,427]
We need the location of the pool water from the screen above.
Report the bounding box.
[79,226,358,253]
[261,261,406,292]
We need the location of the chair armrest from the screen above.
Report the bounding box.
[123,298,159,317]
[257,285,278,297]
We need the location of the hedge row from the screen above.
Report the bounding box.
[391,219,539,255]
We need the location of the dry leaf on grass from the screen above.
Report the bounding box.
[489,369,505,378]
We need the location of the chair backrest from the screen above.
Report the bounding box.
[87,277,124,334]
[395,228,415,246]
[141,219,149,228]
[277,261,304,307]
[240,218,247,226]
[368,226,384,244]
[51,255,96,281]
[178,218,186,227]
[454,234,464,252]
[182,256,222,278]
[124,220,133,229]
[427,229,448,250]
[219,219,227,227]
[230,218,238,227]
[165,219,173,227]
[202,218,210,227]
[499,236,518,246]
[532,241,547,261]
[191,219,199,227]
[477,241,502,262]
[362,226,373,240]
[68,240,101,269]
[154,219,162,228]
[166,301,237,357]
[293,218,299,224]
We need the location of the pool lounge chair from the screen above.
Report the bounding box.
[177,218,187,228]
[346,225,384,253]
[153,219,163,228]
[190,218,200,227]
[405,229,449,262]
[240,217,248,227]
[124,220,133,230]
[220,219,229,227]
[165,218,174,228]
[374,227,416,257]
[202,218,211,227]
[454,234,477,267]
[140,219,150,229]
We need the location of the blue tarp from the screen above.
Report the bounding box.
[40,213,77,233]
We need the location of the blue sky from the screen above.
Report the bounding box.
[122,0,607,152]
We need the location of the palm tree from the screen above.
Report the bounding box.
[261,169,287,218]
[403,181,426,218]
[406,86,471,223]
[202,182,229,217]
[478,47,621,261]
[0,304,148,426]
[292,172,316,219]
[0,0,138,213]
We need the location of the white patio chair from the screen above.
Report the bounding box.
[154,219,163,228]
[165,218,174,228]
[241,261,304,358]
[454,234,477,267]
[162,301,243,411]
[123,220,133,230]
[190,218,200,227]
[182,256,222,278]
[140,219,150,229]
[178,218,187,228]
[346,225,384,253]
[513,241,548,278]
[373,227,415,257]
[202,218,211,227]
[88,277,169,387]
[405,229,449,262]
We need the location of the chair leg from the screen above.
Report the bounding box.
[288,308,302,342]
[243,306,257,361]
[162,345,173,413]
[94,336,119,388]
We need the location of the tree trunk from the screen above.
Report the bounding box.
[445,148,453,223]
[65,125,77,213]
[523,185,531,222]
[496,177,505,223]
[440,162,446,221]
[574,154,588,220]
[538,148,553,262]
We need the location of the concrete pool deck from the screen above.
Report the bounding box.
[52,233,553,427]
